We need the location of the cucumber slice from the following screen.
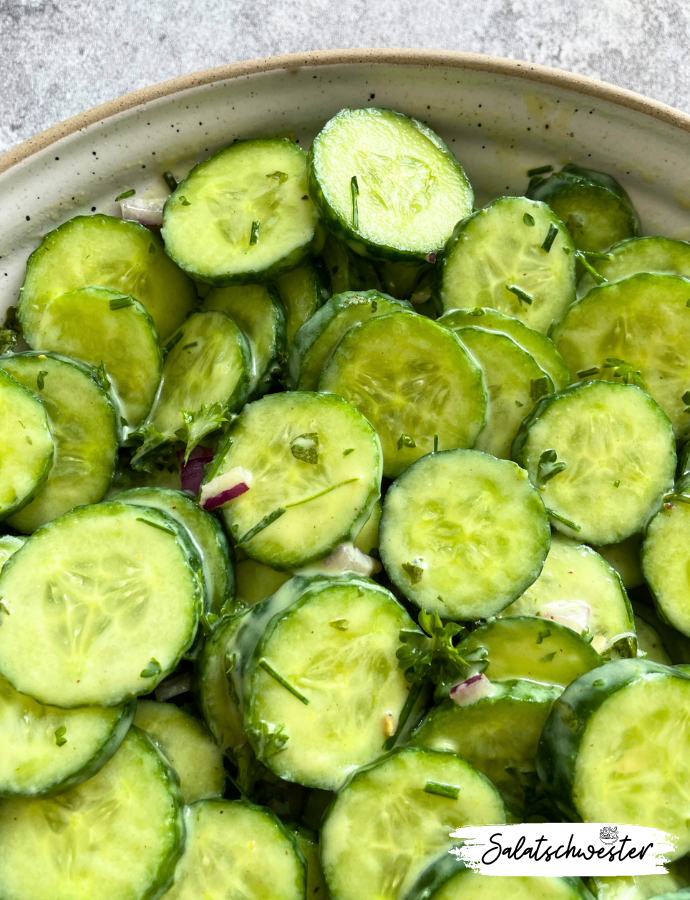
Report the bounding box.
[236,558,291,608]
[634,615,672,664]
[552,273,690,440]
[589,869,690,900]
[537,659,690,858]
[288,289,412,390]
[593,533,644,590]
[18,214,196,340]
[164,799,306,900]
[435,197,576,334]
[21,285,162,427]
[245,577,416,789]
[377,260,433,301]
[578,235,690,297]
[411,679,562,815]
[319,231,382,294]
[458,617,602,687]
[0,726,184,900]
[453,326,555,458]
[0,502,202,707]
[500,533,636,657]
[276,261,329,348]
[642,495,690,637]
[0,367,54,521]
[287,823,330,900]
[196,613,247,758]
[0,534,26,567]
[406,856,593,900]
[134,700,225,803]
[319,314,486,478]
[438,307,570,390]
[320,747,505,900]
[203,283,287,398]
[380,450,550,620]
[162,138,319,285]
[513,381,676,544]
[527,163,640,254]
[1,353,119,533]
[210,391,382,570]
[0,675,135,796]
[309,107,473,262]
[633,599,690,666]
[138,310,251,461]
[113,486,235,622]
[353,498,381,556]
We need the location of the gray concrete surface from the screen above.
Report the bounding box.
[1,0,689,155]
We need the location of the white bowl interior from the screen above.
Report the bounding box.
[2,59,690,317]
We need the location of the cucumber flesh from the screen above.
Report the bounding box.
[134,700,225,803]
[634,614,672,664]
[165,799,306,900]
[454,326,554,459]
[236,558,291,608]
[203,283,287,398]
[578,235,690,297]
[513,380,676,545]
[319,231,382,295]
[380,450,550,620]
[500,533,636,657]
[589,867,690,900]
[552,273,690,440]
[353,498,381,556]
[439,306,570,390]
[162,138,319,285]
[0,367,54,521]
[643,498,690,637]
[0,534,26,567]
[18,214,196,340]
[287,823,330,900]
[20,285,162,428]
[0,727,185,900]
[276,262,329,349]
[458,616,602,687]
[0,502,202,707]
[435,196,576,334]
[320,747,505,900]
[308,107,473,262]
[319,313,487,478]
[1,353,119,534]
[211,391,382,570]
[593,533,644,591]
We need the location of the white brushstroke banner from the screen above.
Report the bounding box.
[449,824,676,876]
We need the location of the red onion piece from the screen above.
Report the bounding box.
[119,197,165,228]
[202,482,249,511]
[178,445,214,496]
[450,673,493,706]
[425,251,437,263]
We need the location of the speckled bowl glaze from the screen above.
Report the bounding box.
[2,48,690,317]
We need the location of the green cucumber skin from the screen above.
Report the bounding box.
[307,109,473,264]
[162,139,319,286]
[535,659,686,822]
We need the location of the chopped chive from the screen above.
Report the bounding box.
[179,196,191,206]
[237,507,286,545]
[577,366,600,378]
[536,629,551,644]
[545,508,581,531]
[351,175,359,229]
[579,250,613,261]
[164,331,183,354]
[249,220,260,245]
[285,477,359,510]
[140,658,162,678]
[204,434,232,483]
[576,251,607,284]
[109,296,133,310]
[434,433,439,452]
[259,658,309,705]
[527,165,553,177]
[613,480,621,488]
[383,682,423,750]
[163,171,178,192]
[523,213,535,227]
[541,224,559,253]
[55,726,67,747]
[36,370,48,391]
[424,781,460,799]
[329,618,349,631]
[506,284,533,306]
[182,341,199,351]
[397,433,416,450]
[343,448,355,456]
[136,516,177,535]
[115,189,135,202]
[540,651,557,663]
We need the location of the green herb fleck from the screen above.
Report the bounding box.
[225,652,237,677]
[434,433,439,452]
[179,402,228,463]
[545,508,581,531]
[329,618,349,631]
[115,189,135,201]
[540,651,557,663]
[148,243,155,254]
[246,720,289,762]
[55,726,67,747]
[179,196,191,206]
[259,659,309,704]
[530,376,550,402]
[536,629,551,644]
[249,220,260,245]
[95,362,111,392]
[592,679,605,687]
[424,781,460,800]
[120,416,128,427]
[136,516,176,535]
[506,284,533,306]
[541,224,558,253]
[683,391,690,415]
[0,600,9,616]
[351,175,359,229]
[163,171,178,192]
[291,432,319,464]
[613,480,620,488]
[130,422,167,472]
[523,213,535,227]
[397,433,416,450]
[163,331,183,356]
[575,250,607,284]
[536,448,566,488]
[527,165,553,177]
[109,296,133,310]
[515,400,524,408]
[580,250,613,261]
[237,508,287,545]
[402,562,424,584]
[36,370,48,391]
[343,448,355,456]
[140,658,162,678]
[396,610,475,697]
[182,341,198,350]
[603,357,645,388]
[577,366,600,378]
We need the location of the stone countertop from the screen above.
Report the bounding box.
[1,0,688,154]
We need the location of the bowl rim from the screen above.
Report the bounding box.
[2,47,690,176]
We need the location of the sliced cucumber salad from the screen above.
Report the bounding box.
[2,103,690,894]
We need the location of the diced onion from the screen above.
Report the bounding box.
[297,542,381,577]
[199,467,253,511]
[449,673,493,706]
[538,599,591,634]
[119,197,165,228]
